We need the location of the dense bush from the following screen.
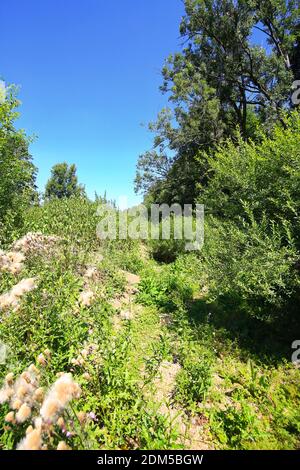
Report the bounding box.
[202,113,300,246]
[45,163,85,200]
[197,113,300,321]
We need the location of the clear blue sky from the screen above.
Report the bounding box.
[0,0,185,206]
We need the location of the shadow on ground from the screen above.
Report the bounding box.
[185,294,300,365]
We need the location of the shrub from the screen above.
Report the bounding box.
[175,360,212,406]
[201,215,299,320]
[148,238,186,264]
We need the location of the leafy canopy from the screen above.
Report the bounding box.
[135,0,300,205]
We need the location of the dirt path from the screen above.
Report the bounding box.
[107,269,213,450]
[153,360,212,450]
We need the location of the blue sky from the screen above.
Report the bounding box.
[0,0,185,206]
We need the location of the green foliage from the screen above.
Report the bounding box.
[137,266,193,310]
[202,113,300,244]
[211,404,262,449]
[0,84,37,246]
[195,114,300,320]
[135,0,300,204]
[45,162,85,200]
[201,215,299,319]
[24,197,99,250]
[148,238,186,264]
[175,360,212,406]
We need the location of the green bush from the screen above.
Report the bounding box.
[201,215,299,319]
[197,112,300,321]
[211,404,261,449]
[175,360,212,406]
[202,112,300,246]
[23,197,100,250]
[137,267,193,310]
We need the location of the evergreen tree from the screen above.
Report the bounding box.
[45,163,85,200]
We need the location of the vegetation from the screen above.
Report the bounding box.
[0,0,300,452]
[0,85,36,245]
[135,0,300,205]
[45,163,85,200]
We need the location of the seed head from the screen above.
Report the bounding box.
[5,412,15,423]
[16,403,31,423]
[17,428,41,450]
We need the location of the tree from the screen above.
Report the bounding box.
[0,82,37,244]
[135,0,300,205]
[45,163,85,200]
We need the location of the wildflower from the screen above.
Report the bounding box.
[11,278,37,297]
[5,412,15,423]
[17,428,41,450]
[71,358,80,366]
[57,441,71,450]
[83,372,91,381]
[21,372,31,384]
[81,349,88,358]
[11,399,22,410]
[56,417,65,429]
[0,386,13,404]
[40,398,60,422]
[5,373,14,385]
[77,411,86,425]
[88,412,97,421]
[0,292,19,312]
[78,290,95,307]
[13,373,37,403]
[16,403,31,423]
[34,417,43,430]
[12,232,59,255]
[10,263,23,275]
[37,353,47,366]
[0,251,25,274]
[54,374,81,402]
[26,425,34,435]
[40,374,81,422]
[28,364,39,375]
[33,387,44,403]
[0,277,37,312]
[44,349,51,358]
[7,252,25,264]
[16,385,27,399]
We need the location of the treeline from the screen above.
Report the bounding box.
[136,0,300,323]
